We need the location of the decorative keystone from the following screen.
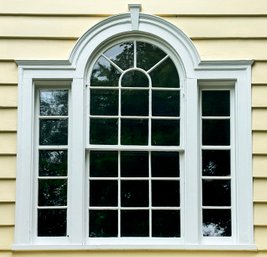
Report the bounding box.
[128,4,142,30]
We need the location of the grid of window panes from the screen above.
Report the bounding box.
[201,90,231,237]
[88,41,181,238]
[37,89,69,237]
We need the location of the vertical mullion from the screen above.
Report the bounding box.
[149,151,152,237]
[118,151,121,237]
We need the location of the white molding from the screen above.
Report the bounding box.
[128,4,141,30]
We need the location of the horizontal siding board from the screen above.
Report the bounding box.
[252,62,267,84]
[253,109,267,131]
[253,155,267,178]
[0,180,15,202]
[0,109,17,132]
[255,203,267,226]
[255,226,267,250]
[254,178,267,202]
[0,133,16,155]
[0,203,15,225]
[0,62,17,84]
[252,85,267,108]
[0,156,16,179]
[0,227,13,250]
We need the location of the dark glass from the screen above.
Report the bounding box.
[38,179,67,206]
[40,90,68,116]
[151,152,179,177]
[90,56,121,87]
[121,89,149,116]
[203,209,231,237]
[121,119,148,145]
[152,210,180,237]
[90,89,118,115]
[121,70,149,87]
[152,90,180,116]
[89,180,118,206]
[136,41,166,71]
[202,179,231,206]
[202,91,230,116]
[39,119,68,145]
[90,118,118,145]
[202,150,230,176]
[202,120,230,146]
[150,57,179,88]
[121,210,149,237]
[121,151,148,177]
[152,180,180,206]
[38,209,66,236]
[39,150,67,176]
[121,180,148,207]
[90,151,118,177]
[104,42,134,71]
[152,119,180,146]
[89,210,118,237]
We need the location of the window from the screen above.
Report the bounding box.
[14,8,254,250]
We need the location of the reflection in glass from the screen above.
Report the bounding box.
[152,180,180,206]
[202,120,230,146]
[90,118,118,145]
[90,180,118,206]
[136,41,166,71]
[90,56,121,87]
[151,152,179,177]
[121,180,148,207]
[39,150,67,176]
[121,151,148,177]
[39,119,68,145]
[152,119,179,146]
[202,91,230,116]
[202,179,231,206]
[203,209,231,237]
[150,57,179,88]
[202,150,230,176]
[152,90,180,116]
[90,151,118,177]
[40,90,68,116]
[90,89,118,115]
[121,210,149,237]
[104,42,134,71]
[152,210,180,237]
[38,179,67,206]
[121,70,149,87]
[89,210,118,237]
[121,119,148,145]
[38,209,66,236]
[121,90,148,116]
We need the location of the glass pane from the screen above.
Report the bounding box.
[39,150,67,176]
[121,89,149,116]
[203,209,231,237]
[38,209,66,236]
[202,179,231,206]
[152,90,180,116]
[90,56,121,87]
[152,180,180,206]
[90,118,118,145]
[202,91,230,116]
[89,180,118,206]
[38,179,67,206]
[121,119,148,145]
[152,119,179,146]
[90,89,118,115]
[150,57,179,88]
[104,42,134,71]
[202,120,230,146]
[121,151,148,177]
[121,70,149,87]
[90,151,118,177]
[152,210,180,237]
[136,41,166,71]
[89,210,118,237]
[151,152,179,177]
[39,119,68,145]
[121,210,149,237]
[202,150,230,176]
[121,180,148,207]
[40,90,68,116]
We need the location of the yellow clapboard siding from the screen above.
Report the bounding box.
[0,203,15,225]
[252,85,267,107]
[0,252,12,257]
[0,226,14,250]
[0,39,76,60]
[0,85,17,107]
[0,62,17,84]
[253,109,267,131]
[253,155,267,178]
[254,178,267,202]
[0,180,16,202]
[255,203,267,226]
[253,132,267,154]
[255,226,267,250]
[0,109,17,131]
[253,62,267,84]
[0,133,16,155]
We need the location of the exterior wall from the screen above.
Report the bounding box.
[0,0,266,256]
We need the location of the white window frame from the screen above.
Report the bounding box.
[14,5,255,250]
